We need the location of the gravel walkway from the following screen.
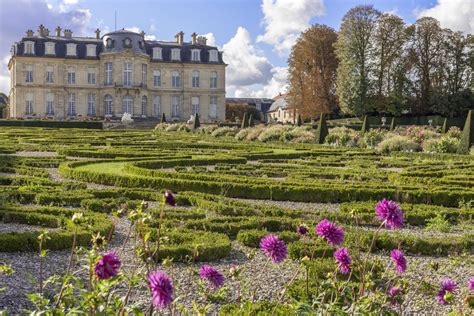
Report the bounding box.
[0,223,60,234]
[230,197,340,212]
[13,151,58,157]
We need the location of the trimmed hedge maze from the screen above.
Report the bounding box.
[0,127,472,259]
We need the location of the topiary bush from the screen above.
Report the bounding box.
[377,135,421,153]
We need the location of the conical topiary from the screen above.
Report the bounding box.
[315,113,328,144]
[248,113,254,127]
[241,112,249,129]
[389,117,396,131]
[193,113,200,129]
[457,110,473,154]
[361,115,370,133]
[161,112,166,123]
[441,118,448,133]
[296,113,302,126]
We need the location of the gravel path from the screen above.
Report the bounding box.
[0,223,60,234]
[13,151,58,157]
[46,167,118,190]
[230,197,340,212]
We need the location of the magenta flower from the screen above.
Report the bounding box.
[148,271,174,309]
[389,286,403,305]
[375,199,404,229]
[436,279,457,305]
[390,249,407,274]
[94,251,121,280]
[316,219,344,245]
[199,265,225,289]
[297,225,308,236]
[334,247,351,274]
[164,190,176,206]
[469,277,474,292]
[260,234,288,263]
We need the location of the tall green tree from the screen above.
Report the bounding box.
[335,5,381,116]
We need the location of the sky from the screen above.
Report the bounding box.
[0,0,473,98]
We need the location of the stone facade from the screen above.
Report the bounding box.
[8,26,226,122]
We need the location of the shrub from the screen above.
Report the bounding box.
[257,125,290,142]
[235,128,249,140]
[423,136,460,153]
[446,126,462,139]
[457,110,473,154]
[211,127,238,137]
[377,135,421,153]
[360,128,386,148]
[326,127,360,147]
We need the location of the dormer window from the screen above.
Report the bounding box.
[209,50,218,62]
[191,49,200,62]
[66,43,77,56]
[25,41,35,55]
[86,44,96,57]
[106,38,113,48]
[152,47,162,60]
[123,37,132,48]
[171,48,180,61]
[45,42,55,55]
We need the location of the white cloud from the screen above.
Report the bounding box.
[256,0,325,55]
[202,33,216,46]
[417,0,474,34]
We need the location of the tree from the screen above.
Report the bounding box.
[361,115,370,133]
[457,110,473,154]
[160,112,166,123]
[288,24,339,118]
[441,118,448,133]
[335,5,381,116]
[248,113,254,127]
[315,113,328,144]
[296,113,302,126]
[241,112,249,129]
[389,117,396,131]
[193,113,200,129]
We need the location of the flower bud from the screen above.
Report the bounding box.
[71,212,84,225]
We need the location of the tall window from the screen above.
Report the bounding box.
[45,66,53,83]
[67,93,76,116]
[171,70,180,88]
[192,70,200,88]
[45,93,54,115]
[25,65,33,83]
[210,71,217,89]
[153,95,161,117]
[122,95,133,114]
[192,96,200,115]
[153,70,161,87]
[191,49,200,61]
[67,67,76,84]
[123,63,132,86]
[209,50,218,62]
[171,95,180,118]
[45,42,55,55]
[25,93,33,115]
[88,93,96,116]
[171,49,180,61]
[105,63,113,86]
[104,95,113,116]
[87,68,96,84]
[209,96,217,119]
[141,64,147,86]
[25,41,35,54]
[141,96,147,116]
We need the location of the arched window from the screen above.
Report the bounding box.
[141,96,147,116]
[122,95,133,115]
[171,70,180,88]
[104,95,113,116]
[153,96,161,117]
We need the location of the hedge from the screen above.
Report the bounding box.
[0,120,103,129]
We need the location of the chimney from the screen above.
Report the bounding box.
[140,31,145,37]
[44,28,50,36]
[64,29,72,38]
[197,36,207,46]
[95,28,101,39]
[26,29,34,37]
[55,26,62,37]
[191,32,197,45]
[37,24,45,36]
[175,31,184,45]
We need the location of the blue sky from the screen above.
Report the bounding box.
[0,0,472,96]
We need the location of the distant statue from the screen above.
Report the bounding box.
[121,112,134,125]
[187,114,195,125]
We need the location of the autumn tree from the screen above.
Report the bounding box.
[288,24,339,119]
[335,5,381,116]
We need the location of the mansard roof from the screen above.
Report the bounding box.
[12,29,225,64]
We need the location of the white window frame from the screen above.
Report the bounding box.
[67,93,76,116]
[171,70,180,88]
[171,48,180,61]
[45,93,54,115]
[192,96,200,115]
[141,64,147,86]
[209,50,218,62]
[45,66,53,83]
[153,95,161,117]
[88,93,96,116]
[87,68,96,84]
[141,95,147,116]
[192,70,200,88]
[45,42,55,55]
[122,95,133,114]
[25,93,33,115]
[105,63,113,86]
[67,67,76,84]
[191,49,201,62]
[210,71,217,89]
[25,41,35,55]
[123,63,132,86]
[152,47,162,60]
[86,44,96,57]
[66,43,77,56]
[209,96,218,119]
[104,95,113,116]
[153,70,161,87]
[171,95,180,118]
[25,65,33,83]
